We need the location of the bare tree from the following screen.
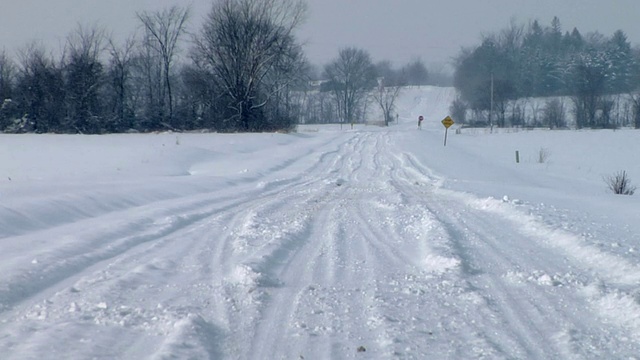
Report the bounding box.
[106,36,137,130]
[64,24,107,133]
[192,0,307,131]
[541,98,566,129]
[630,92,640,129]
[132,36,162,129]
[324,47,376,126]
[0,49,14,101]
[260,41,308,130]
[0,49,16,130]
[372,76,402,126]
[137,6,190,127]
[449,97,468,124]
[571,56,607,129]
[15,42,65,133]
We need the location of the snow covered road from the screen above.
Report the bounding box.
[1,119,640,358]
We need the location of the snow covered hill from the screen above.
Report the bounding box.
[1,87,639,359]
[395,86,458,127]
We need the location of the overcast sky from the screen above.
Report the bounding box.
[1,0,638,69]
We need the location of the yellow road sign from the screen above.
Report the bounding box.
[441,116,455,128]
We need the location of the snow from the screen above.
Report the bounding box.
[1,86,640,359]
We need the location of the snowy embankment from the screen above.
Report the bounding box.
[1,86,639,359]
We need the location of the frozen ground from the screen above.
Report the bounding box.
[1,87,639,359]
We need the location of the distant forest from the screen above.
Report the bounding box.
[452,17,640,129]
[0,1,638,133]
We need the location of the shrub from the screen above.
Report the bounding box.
[604,170,636,195]
[449,97,467,124]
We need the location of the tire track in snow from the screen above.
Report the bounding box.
[0,132,354,309]
[246,131,477,358]
[236,132,408,358]
[246,190,343,358]
[0,133,351,240]
[7,128,640,359]
[0,132,358,358]
[388,144,640,358]
[151,133,363,358]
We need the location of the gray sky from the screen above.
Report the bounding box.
[1,0,638,69]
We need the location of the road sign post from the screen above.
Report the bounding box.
[441,116,455,146]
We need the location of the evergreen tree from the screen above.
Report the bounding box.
[606,30,634,93]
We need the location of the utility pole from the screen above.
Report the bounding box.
[490,71,494,133]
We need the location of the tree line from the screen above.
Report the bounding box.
[0,0,436,134]
[303,49,431,126]
[452,17,640,129]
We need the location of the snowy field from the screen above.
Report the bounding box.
[1,87,640,359]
